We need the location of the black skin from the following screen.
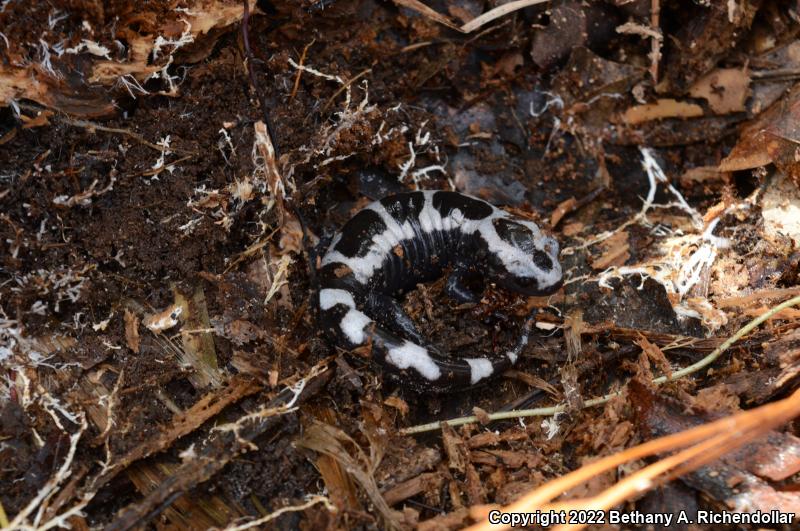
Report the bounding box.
[321,224,492,345]
[362,258,484,347]
[445,261,482,304]
[364,292,428,345]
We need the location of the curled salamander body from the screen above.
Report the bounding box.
[318,190,562,391]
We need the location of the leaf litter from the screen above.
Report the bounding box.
[1,0,800,529]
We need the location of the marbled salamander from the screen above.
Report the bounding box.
[318,190,562,391]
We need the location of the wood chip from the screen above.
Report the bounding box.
[382,472,443,506]
[590,230,630,270]
[623,99,704,125]
[441,422,467,473]
[123,309,140,353]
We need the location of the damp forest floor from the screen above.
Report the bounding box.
[2,1,800,529]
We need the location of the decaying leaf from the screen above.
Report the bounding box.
[688,68,751,114]
[176,287,222,389]
[253,120,286,222]
[719,83,800,185]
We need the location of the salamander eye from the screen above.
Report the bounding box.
[493,219,536,253]
[542,236,559,256]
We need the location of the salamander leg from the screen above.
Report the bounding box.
[365,293,427,345]
[445,262,481,304]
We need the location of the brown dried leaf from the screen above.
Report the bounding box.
[383,396,409,418]
[720,83,800,182]
[688,68,751,114]
[635,334,672,379]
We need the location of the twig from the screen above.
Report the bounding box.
[656,294,800,384]
[392,0,549,33]
[289,39,315,101]
[18,103,195,155]
[401,294,800,434]
[241,0,279,158]
[320,68,372,115]
[287,58,344,83]
[650,0,661,84]
[460,0,549,33]
[223,495,334,531]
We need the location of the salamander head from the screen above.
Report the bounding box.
[484,217,563,296]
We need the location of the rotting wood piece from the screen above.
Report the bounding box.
[104,367,332,531]
[48,375,262,522]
